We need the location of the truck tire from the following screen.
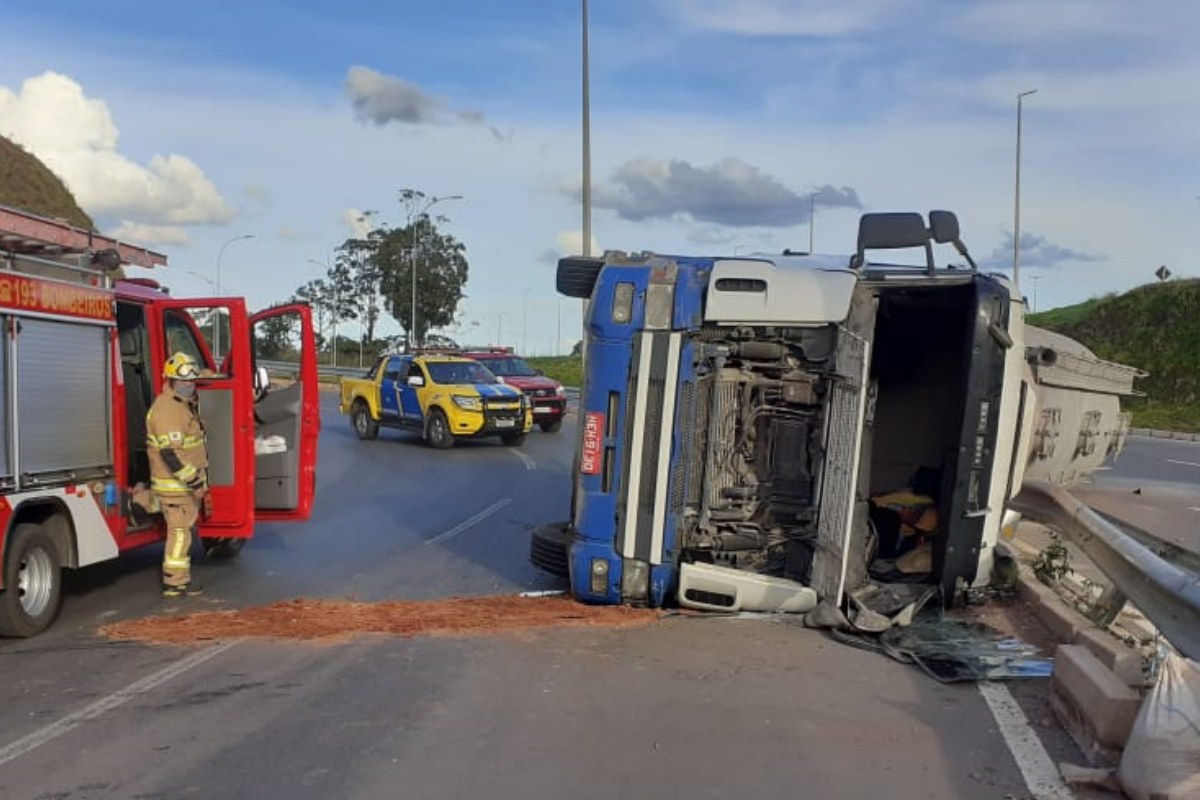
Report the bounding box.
[0,523,64,638]
[539,418,563,434]
[556,256,604,299]
[426,409,454,449]
[204,537,246,560]
[501,431,527,447]
[352,400,379,440]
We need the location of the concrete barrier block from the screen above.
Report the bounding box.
[1076,626,1145,686]
[1051,644,1141,765]
[1036,593,1083,644]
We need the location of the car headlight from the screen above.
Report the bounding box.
[452,395,481,411]
[555,385,566,397]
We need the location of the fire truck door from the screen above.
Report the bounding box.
[249,303,319,521]
[155,300,255,537]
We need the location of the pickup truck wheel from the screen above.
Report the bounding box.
[0,523,63,638]
[426,409,454,449]
[352,401,379,440]
[501,432,527,447]
[539,418,563,434]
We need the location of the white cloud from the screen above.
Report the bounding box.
[556,230,601,256]
[342,207,373,239]
[107,221,190,246]
[666,0,901,36]
[0,71,233,227]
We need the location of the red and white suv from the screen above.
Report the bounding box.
[461,348,568,432]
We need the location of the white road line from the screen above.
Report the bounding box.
[510,450,536,471]
[1167,459,1200,468]
[426,499,512,546]
[978,682,1074,800]
[0,640,240,768]
[1188,507,1200,513]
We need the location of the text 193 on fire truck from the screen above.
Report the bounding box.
[0,205,320,637]
[532,210,1138,617]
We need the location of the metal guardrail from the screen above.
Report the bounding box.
[1011,480,1200,660]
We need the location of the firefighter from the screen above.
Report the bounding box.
[146,352,209,597]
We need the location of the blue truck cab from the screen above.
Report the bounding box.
[533,211,1038,613]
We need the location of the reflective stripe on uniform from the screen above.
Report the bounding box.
[181,435,205,449]
[175,463,198,482]
[152,477,192,494]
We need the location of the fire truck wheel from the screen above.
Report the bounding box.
[539,418,563,434]
[204,537,246,560]
[501,432,527,447]
[426,409,455,449]
[0,523,63,638]
[352,401,379,440]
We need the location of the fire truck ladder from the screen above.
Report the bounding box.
[0,204,166,287]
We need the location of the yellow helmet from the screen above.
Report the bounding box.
[163,352,200,380]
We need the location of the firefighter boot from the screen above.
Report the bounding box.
[161,582,204,598]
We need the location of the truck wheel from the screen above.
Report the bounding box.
[539,418,563,434]
[0,523,63,638]
[426,409,454,449]
[501,432,527,447]
[352,401,379,440]
[204,537,246,560]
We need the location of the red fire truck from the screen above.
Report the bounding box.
[0,205,320,636]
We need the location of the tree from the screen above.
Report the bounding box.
[254,312,298,360]
[372,191,469,348]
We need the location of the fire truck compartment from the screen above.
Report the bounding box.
[3,316,113,487]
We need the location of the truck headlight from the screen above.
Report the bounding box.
[612,282,634,324]
[452,395,481,411]
[590,558,610,594]
[621,559,649,602]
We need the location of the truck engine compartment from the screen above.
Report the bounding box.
[677,282,981,609]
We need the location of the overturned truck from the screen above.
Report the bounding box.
[532,211,1138,615]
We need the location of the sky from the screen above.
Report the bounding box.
[1,0,1197,356]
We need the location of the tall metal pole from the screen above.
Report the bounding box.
[214,233,253,358]
[307,258,335,365]
[1013,89,1037,293]
[808,194,815,253]
[580,0,592,362]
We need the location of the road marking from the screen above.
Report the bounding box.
[0,640,240,768]
[1167,459,1200,468]
[978,682,1074,800]
[1188,507,1200,513]
[426,499,512,546]
[510,450,536,471]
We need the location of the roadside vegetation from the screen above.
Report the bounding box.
[526,355,582,388]
[0,134,94,229]
[1028,278,1200,433]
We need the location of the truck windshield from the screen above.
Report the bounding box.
[479,357,538,377]
[426,361,497,385]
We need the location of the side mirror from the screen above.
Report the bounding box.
[407,375,425,388]
[253,365,270,398]
[928,210,960,244]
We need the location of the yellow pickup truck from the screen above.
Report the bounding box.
[340,354,533,447]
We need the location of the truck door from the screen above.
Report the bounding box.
[154,300,255,538]
[399,360,426,423]
[934,277,1012,600]
[379,356,405,417]
[250,303,319,521]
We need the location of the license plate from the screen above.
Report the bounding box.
[533,407,552,414]
[495,419,516,428]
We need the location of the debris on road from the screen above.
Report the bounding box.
[100,595,660,644]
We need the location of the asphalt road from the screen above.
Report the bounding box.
[0,393,1091,800]
[1071,435,1200,554]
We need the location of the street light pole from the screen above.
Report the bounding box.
[307,258,336,366]
[1030,275,1042,313]
[408,194,463,352]
[1013,89,1037,294]
[214,234,254,358]
[497,312,506,346]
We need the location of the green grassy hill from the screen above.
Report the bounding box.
[0,134,94,229]
[1028,279,1200,432]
